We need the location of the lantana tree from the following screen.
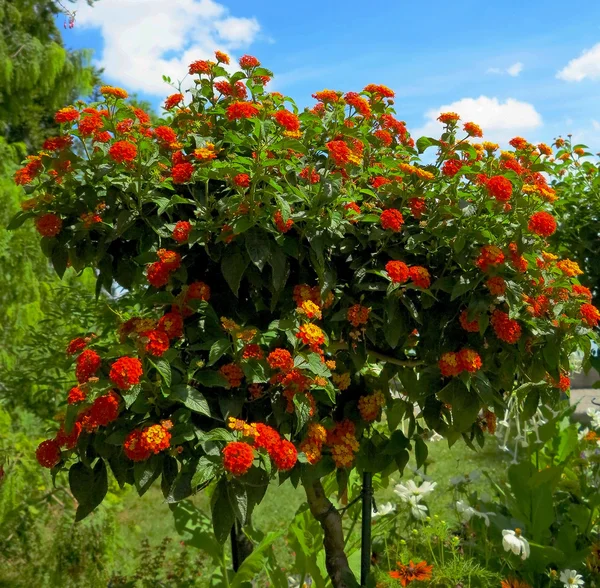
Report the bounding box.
[12,52,599,587]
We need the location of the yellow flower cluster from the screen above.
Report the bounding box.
[357,390,386,422]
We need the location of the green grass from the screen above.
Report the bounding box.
[108,436,509,578]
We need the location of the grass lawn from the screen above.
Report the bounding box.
[110,435,509,578]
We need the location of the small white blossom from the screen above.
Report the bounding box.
[394,479,437,502]
[560,569,584,587]
[455,500,493,527]
[578,427,590,441]
[372,502,396,518]
[408,496,428,519]
[428,431,443,442]
[587,408,600,430]
[450,471,481,486]
[502,529,530,560]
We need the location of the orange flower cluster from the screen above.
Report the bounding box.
[347,304,370,327]
[109,356,143,390]
[438,112,460,124]
[300,422,328,464]
[267,348,295,371]
[124,424,172,462]
[100,85,128,99]
[389,560,433,586]
[581,303,600,327]
[358,391,385,422]
[386,260,409,283]
[222,441,255,476]
[475,245,505,272]
[439,348,482,377]
[66,337,87,355]
[327,420,360,468]
[55,107,79,123]
[397,163,434,181]
[140,328,170,356]
[343,91,371,117]
[220,363,245,388]
[296,323,326,351]
[273,109,300,132]
[409,266,431,289]
[459,310,480,332]
[442,158,464,177]
[491,309,522,344]
[557,259,583,277]
[326,139,363,166]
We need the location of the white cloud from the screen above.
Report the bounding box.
[486,62,523,77]
[73,0,262,96]
[413,96,543,144]
[506,62,523,77]
[557,43,600,81]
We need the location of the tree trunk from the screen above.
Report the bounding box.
[304,478,357,588]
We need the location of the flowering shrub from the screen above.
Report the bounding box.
[11,52,598,585]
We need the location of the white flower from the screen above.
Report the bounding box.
[408,495,428,519]
[372,502,396,518]
[455,500,493,527]
[578,427,590,441]
[587,408,600,430]
[502,529,530,560]
[429,431,443,442]
[450,471,481,486]
[394,479,437,502]
[560,569,584,587]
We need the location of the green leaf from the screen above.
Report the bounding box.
[69,460,108,521]
[208,339,230,366]
[51,245,69,279]
[121,384,141,409]
[192,370,228,388]
[211,477,236,544]
[227,479,248,524]
[7,211,35,230]
[191,457,218,488]
[245,229,271,271]
[151,358,172,388]
[230,531,283,588]
[221,248,248,296]
[134,454,163,496]
[451,276,476,300]
[242,359,269,383]
[269,243,289,294]
[414,437,428,469]
[415,137,434,154]
[170,385,211,416]
[293,393,312,434]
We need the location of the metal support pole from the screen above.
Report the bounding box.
[360,471,373,586]
[231,523,240,572]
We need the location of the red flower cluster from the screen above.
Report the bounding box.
[172,220,192,243]
[155,125,177,144]
[164,93,184,109]
[172,162,194,184]
[146,249,181,288]
[220,363,244,388]
[186,281,211,301]
[43,135,72,151]
[380,208,404,232]
[267,348,294,371]
[274,210,294,233]
[373,129,393,146]
[109,356,143,389]
[371,176,391,189]
[299,166,320,184]
[233,173,251,188]
[442,159,464,177]
[35,213,62,237]
[189,59,212,75]
[141,329,170,357]
[239,55,260,68]
[344,91,371,117]
[223,441,255,475]
[408,197,426,218]
[75,349,101,383]
[475,245,505,272]
[55,107,79,123]
[486,175,512,201]
[409,266,431,289]
[347,304,370,327]
[464,122,483,137]
[386,260,409,283]
[486,276,506,296]
[109,140,137,163]
[158,311,184,339]
[491,310,522,344]
[36,439,61,468]
[67,385,87,404]
[79,391,121,431]
[227,101,260,120]
[528,211,557,237]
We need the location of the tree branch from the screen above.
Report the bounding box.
[326,341,424,367]
[304,478,356,588]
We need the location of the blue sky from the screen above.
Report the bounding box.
[61,0,600,148]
